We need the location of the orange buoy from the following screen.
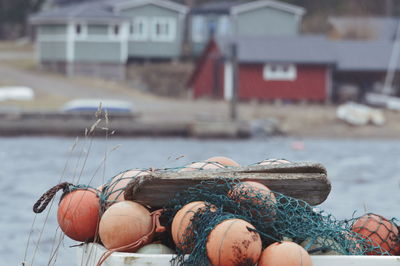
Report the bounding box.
[228,181,277,220]
[259,158,291,165]
[57,188,100,242]
[171,201,214,251]
[206,219,262,266]
[229,181,276,208]
[352,213,399,255]
[178,161,225,172]
[99,201,153,252]
[205,156,240,167]
[105,169,149,202]
[258,241,313,266]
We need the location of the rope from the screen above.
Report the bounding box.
[33,182,72,213]
[96,209,166,266]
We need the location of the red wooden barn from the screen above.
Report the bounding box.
[188,36,335,102]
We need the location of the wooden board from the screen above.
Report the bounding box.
[124,162,331,207]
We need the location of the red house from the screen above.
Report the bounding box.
[189,36,336,102]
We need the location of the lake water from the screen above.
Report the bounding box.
[1,136,399,265]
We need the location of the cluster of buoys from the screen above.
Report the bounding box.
[55,169,164,256]
[53,155,305,265]
[34,155,400,266]
[169,156,313,265]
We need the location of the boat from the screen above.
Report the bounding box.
[0,86,34,101]
[61,98,135,114]
[336,102,385,126]
[365,92,400,111]
[77,243,400,266]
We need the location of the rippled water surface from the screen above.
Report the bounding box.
[1,137,399,265]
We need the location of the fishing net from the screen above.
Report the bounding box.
[32,161,400,266]
[161,178,400,266]
[100,169,151,208]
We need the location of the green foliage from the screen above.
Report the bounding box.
[0,0,46,39]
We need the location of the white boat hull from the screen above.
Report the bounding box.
[77,243,400,266]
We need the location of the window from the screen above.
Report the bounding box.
[113,25,119,36]
[263,64,297,81]
[76,24,81,35]
[217,16,231,37]
[130,17,148,41]
[192,15,206,42]
[151,18,176,42]
[75,23,87,38]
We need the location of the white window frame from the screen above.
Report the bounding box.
[150,17,176,42]
[130,17,148,41]
[263,64,297,81]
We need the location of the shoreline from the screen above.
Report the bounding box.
[0,47,399,140]
[0,110,399,139]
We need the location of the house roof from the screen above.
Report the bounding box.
[30,1,125,24]
[191,0,305,16]
[30,0,188,24]
[231,0,305,16]
[332,40,400,71]
[214,35,399,71]
[191,1,245,14]
[111,0,188,13]
[230,35,336,64]
[328,16,400,41]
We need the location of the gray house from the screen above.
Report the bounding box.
[190,0,305,55]
[30,0,188,80]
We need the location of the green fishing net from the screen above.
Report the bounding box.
[100,169,150,207]
[160,178,399,266]
[85,161,399,265]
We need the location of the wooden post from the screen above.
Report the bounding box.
[229,42,238,121]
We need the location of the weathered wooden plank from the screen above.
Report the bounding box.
[124,162,331,207]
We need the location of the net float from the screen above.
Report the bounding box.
[57,188,100,242]
[258,241,313,266]
[178,161,225,172]
[205,156,240,167]
[136,243,175,254]
[206,218,262,266]
[99,201,153,252]
[228,181,277,218]
[104,169,149,203]
[352,213,400,255]
[171,201,215,251]
[259,158,291,165]
[97,184,104,193]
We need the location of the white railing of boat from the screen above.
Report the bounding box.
[77,243,400,266]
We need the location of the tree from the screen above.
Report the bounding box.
[0,0,46,39]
